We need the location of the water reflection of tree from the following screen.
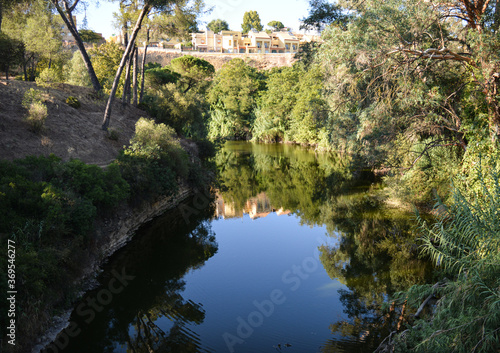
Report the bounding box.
[318,194,432,352]
[60,202,218,353]
[215,142,432,351]
[215,142,352,224]
[216,145,430,352]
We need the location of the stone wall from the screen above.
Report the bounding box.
[139,48,297,70]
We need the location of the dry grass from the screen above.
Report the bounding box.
[0,79,148,165]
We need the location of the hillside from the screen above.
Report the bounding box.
[0,79,147,165]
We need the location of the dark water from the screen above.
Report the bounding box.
[52,142,431,353]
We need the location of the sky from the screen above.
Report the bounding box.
[76,0,312,39]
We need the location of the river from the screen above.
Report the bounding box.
[53,141,432,353]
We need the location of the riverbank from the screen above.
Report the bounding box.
[30,182,196,353]
[0,79,215,353]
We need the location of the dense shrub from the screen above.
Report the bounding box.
[144,83,209,139]
[0,155,129,237]
[144,67,180,91]
[0,154,131,345]
[395,163,500,353]
[35,67,63,88]
[22,88,47,133]
[66,96,81,108]
[117,118,190,199]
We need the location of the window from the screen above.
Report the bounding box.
[264,42,269,49]
[257,41,262,48]
[292,44,297,50]
[285,43,289,50]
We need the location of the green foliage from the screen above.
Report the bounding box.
[141,58,212,139]
[0,154,130,348]
[207,59,263,139]
[88,42,125,95]
[300,0,348,31]
[395,163,500,353]
[241,10,263,33]
[147,0,206,41]
[22,88,47,133]
[253,63,328,146]
[0,155,129,238]
[144,66,180,91]
[78,29,104,43]
[207,108,245,140]
[384,137,463,205]
[66,96,81,109]
[64,51,92,87]
[2,0,65,81]
[36,67,63,88]
[0,32,24,78]
[267,20,284,31]
[143,82,209,139]
[60,159,130,210]
[170,55,215,93]
[117,118,190,198]
[207,18,229,32]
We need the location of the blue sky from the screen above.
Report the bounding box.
[78,0,312,38]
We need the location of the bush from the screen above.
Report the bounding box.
[66,96,81,109]
[395,162,500,353]
[148,83,209,139]
[36,67,62,88]
[195,139,216,160]
[117,118,190,199]
[144,67,180,90]
[22,89,47,133]
[64,51,92,87]
[107,128,119,140]
[25,102,48,132]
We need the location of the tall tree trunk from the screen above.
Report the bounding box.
[123,22,129,47]
[122,52,131,105]
[126,50,132,104]
[102,3,151,130]
[0,0,3,32]
[139,28,150,104]
[133,45,138,106]
[52,0,102,93]
[23,61,27,81]
[121,22,130,105]
[494,0,500,31]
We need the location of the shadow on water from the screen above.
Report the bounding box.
[48,141,432,353]
[53,199,218,353]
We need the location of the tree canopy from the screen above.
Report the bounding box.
[267,20,284,31]
[241,10,263,33]
[300,0,348,31]
[207,18,229,32]
[78,29,104,43]
[170,55,214,93]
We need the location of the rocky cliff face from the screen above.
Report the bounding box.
[31,184,193,353]
[98,183,192,261]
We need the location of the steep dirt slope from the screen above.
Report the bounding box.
[0,79,147,165]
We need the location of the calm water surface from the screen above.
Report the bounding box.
[55,142,431,353]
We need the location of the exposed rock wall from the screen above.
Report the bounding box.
[98,183,192,261]
[139,49,297,70]
[32,184,193,353]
